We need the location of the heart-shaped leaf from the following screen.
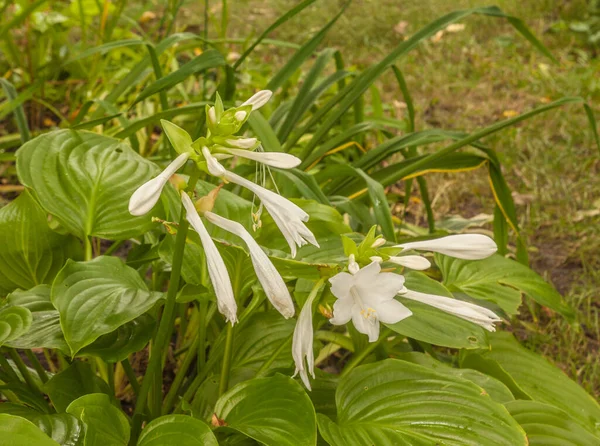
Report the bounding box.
[43,362,114,412]
[3,285,67,351]
[0,191,81,296]
[16,130,162,240]
[317,359,526,446]
[214,374,317,446]
[0,306,32,347]
[137,415,217,446]
[0,403,83,445]
[67,393,130,446]
[52,256,163,355]
[387,272,489,349]
[438,253,574,319]
[0,414,59,445]
[505,400,600,445]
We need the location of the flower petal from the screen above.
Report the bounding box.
[202,147,226,177]
[355,271,405,305]
[292,287,318,390]
[329,298,353,325]
[396,234,497,260]
[374,299,412,324]
[351,307,380,343]
[222,148,301,169]
[387,255,431,270]
[328,272,354,300]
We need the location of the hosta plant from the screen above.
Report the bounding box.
[1,3,599,446]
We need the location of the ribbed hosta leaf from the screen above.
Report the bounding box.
[0,306,32,347]
[0,403,83,445]
[474,332,600,436]
[214,374,317,446]
[16,130,161,240]
[66,394,130,446]
[387,272,489,349]
[506,400,600,445]
[0,191,81,296]
[438,253,574,319]
[317,359,526,446]
[51,256,163,355]
[137,415,217,446]
[0,414,59,445]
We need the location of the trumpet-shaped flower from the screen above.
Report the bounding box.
[129,153,190,216]
[242,90,273,110]
[181,193,237,324]
[399,289,501,332]
[292,289,318,390]
[329,261,412,342]
[219,147,301,169]
[386,255,431,270]
[396,234,497,260]
[204,211,294,318]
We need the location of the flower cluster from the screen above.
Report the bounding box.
[292,233,502,389]
[129,90,318,324]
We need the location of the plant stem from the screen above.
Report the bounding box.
[196,301,208,370]
[0,352,20,382]
[341,328,392,378]
[121,357,140,396]
[42,349,57,373]
[84,236,93,261]
[162,329,201,414]
[104,239,124,256]
[7,349,41,393]
[218,322,235,397]
[25,350,48,383]
[107,362,115,395]
[132,172,199,429]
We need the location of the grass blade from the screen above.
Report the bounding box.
[0,79,31,143]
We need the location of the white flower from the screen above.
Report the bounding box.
[181,193,237,324]
[386,255,431,270]
[202,146,226,176]
[371,238,386,248]
[219,148,301,169]
[292,288,318,390]
[329,261,412,342]
[224,137,257,149]
[204,211,294,318]
[242,90,272,110]
[399,289,501,331]
[234,110,247,121]
[396,234,497,260]
[129,153,189,216]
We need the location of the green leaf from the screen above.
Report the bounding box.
[214,374,317,446]
[137,415,217,446]
[3,285,66,351]
[478,332,600,435]
[0,191,82,296]
[395,352,514,403]
[505,400,600,445]
[0,404,83,445]
[132,50,226,105]
[438,253,574,319]
[67,394,130,446]
[317,359,526,446]
[0,414,59,446]
[0,78,31,143]
[43,362,114,413]
[0,306,32,347]
[51,256,163,355]
[387,272,489,349]
[16,130,163,240]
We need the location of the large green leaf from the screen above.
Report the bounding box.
[0,306,32,347]
[42,361,115,413]
[66,394,130,446]
[0,414,59,446]
[0,403,83,445]
[438,253,574,319]
[137,415,218,446]
[505,400,600,446]
[214,374,317,446]
[475,332,600,436]
[51,256,163,355]
[16,130,161,240]
[387,272,489,349]
[3,285,67,351]
[0,191,81,296]
[317,359,526,446]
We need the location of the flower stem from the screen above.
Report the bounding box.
[24,350,48,383]
[121,357,140,396]
[218,322,235,397]
[0,352,20,382]
[7,348,42,393]
[340,328,391,378]
[131,172,199,431]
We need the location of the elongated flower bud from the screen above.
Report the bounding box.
[181,193,237,324]
[386,255,431,270]
[221,148,301,169]
[241,90,273,110]
[292,289,318,390]
[204,211,295,318]
[396,234,497,260]
[202,147,226,177]
[129,153,190,216]
[224,137,257,149]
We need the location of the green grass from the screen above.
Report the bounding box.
[215,0,600,396]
